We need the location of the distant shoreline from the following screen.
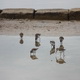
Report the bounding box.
[0,8,80,20]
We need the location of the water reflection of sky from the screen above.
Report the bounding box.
[0,35,80,80]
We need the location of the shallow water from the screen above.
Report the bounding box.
[0,35,80,80]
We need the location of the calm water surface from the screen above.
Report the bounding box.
[0,35,80,80]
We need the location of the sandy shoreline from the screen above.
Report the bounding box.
[0,19,80,36]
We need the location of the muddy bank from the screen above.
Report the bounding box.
[0,9,2,13]
[0,8,35,19]
[0,8,80,20]
[0,19,80,36]
[69,8,80,20]
[35,9,69,20]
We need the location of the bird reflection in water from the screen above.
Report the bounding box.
[35,33,41,47]
[19,32,24,44]
[56,36,66,64]
[30,48,38,60]
[50,41,55,55]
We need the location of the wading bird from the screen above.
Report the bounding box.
[35,33,41,41]
[19,32,24,38]
[30,48,38,60]
[35,33,41,47]
[19,32,24,44]
[59,36,64,45]
[50,41,55,55]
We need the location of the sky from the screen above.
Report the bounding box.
[0,0,80,9]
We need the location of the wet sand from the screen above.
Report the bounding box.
[0,19,80,36]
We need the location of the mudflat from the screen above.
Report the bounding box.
[0,19,80,36]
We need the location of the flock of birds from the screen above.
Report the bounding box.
[19,33,66,64]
